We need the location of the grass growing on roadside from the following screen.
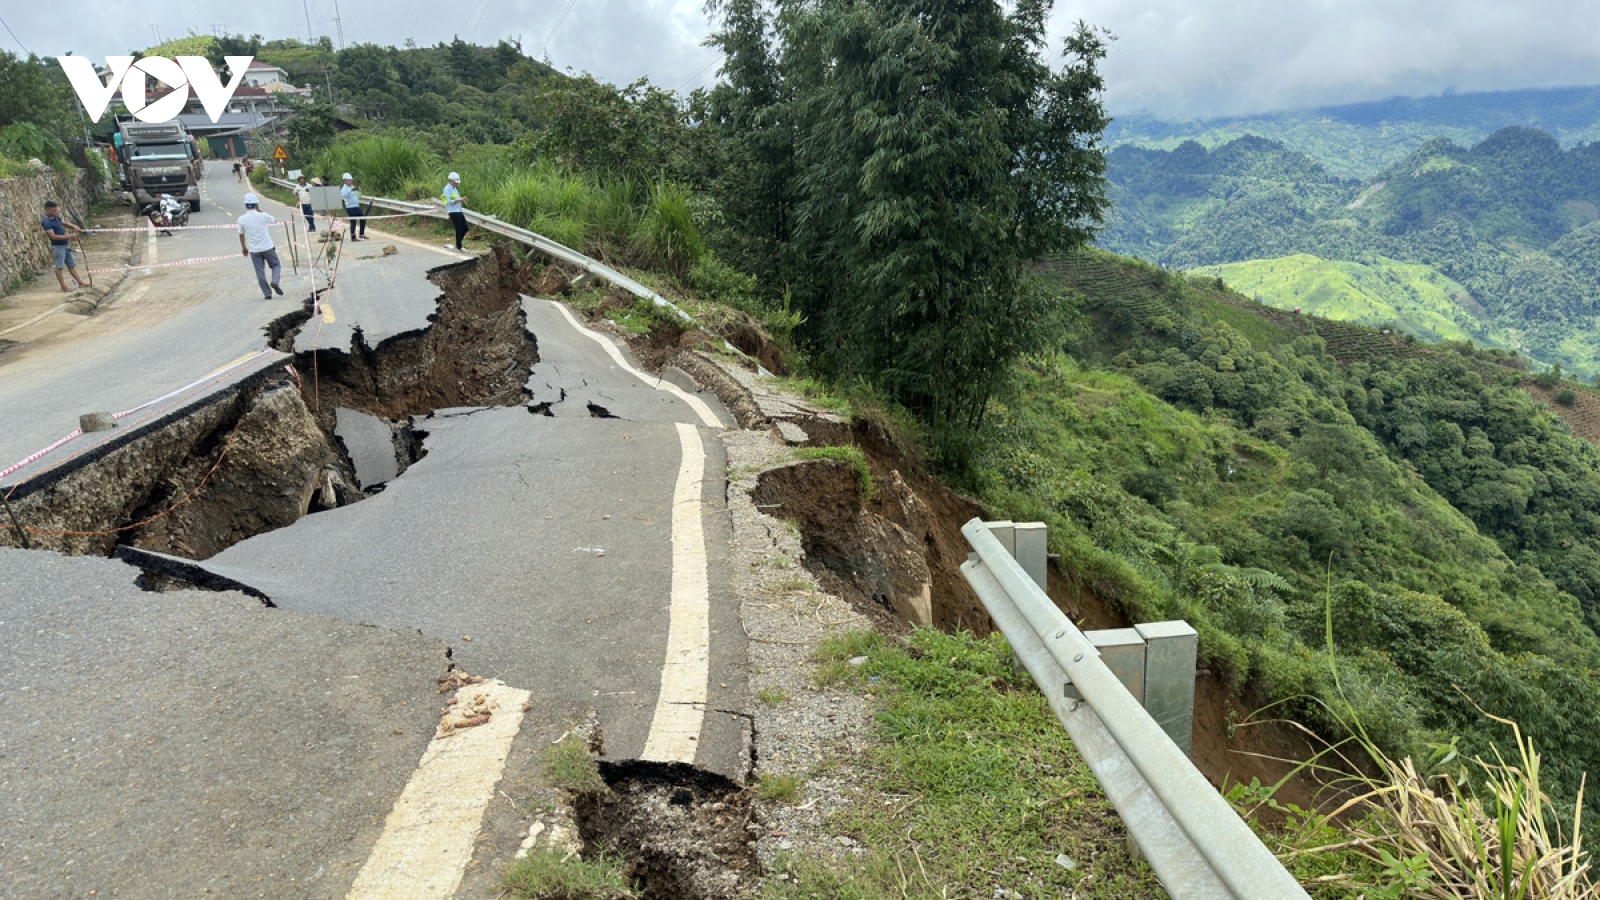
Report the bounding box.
[543,732,607,795]
[793,446,873,501]
[757,687,790,707]
[756,773,804,803]
[502,848,636,900]
[775,628,1163,900]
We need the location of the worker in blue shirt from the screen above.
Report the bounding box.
[442,172,468,252]
[41,200,85,292]
[340,173,366,241]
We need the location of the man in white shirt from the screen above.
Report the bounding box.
[237,193,283,300]
[294,175,316,232]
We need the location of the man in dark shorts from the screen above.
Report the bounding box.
[232,159,243,182]
[41,201,85,292]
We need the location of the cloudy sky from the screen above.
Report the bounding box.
[4,0,1600,119]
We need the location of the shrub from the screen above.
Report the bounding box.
[1557,389,1577,406]
[313,135,439,196]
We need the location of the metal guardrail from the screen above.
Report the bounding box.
[960,518,1310,900]
[267,176,703,330]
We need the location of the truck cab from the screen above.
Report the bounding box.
[117,121,202,212]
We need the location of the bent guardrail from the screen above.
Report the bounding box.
[960,518,1309,900]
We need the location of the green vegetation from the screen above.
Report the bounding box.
[1193,254,1501,345]
[754,773,803,803]
[769,629,1160,899]
[993,249,1600,820]
[502,849,636,900]
[0,51,79,175]
[1100,129,1600,378]
[708,0,1112,463]
[792,446,873,501]
[756,687,789,707]
[1108,85,1600,180]
[542,732,607,795]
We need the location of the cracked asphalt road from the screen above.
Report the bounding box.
[0,166,750,897]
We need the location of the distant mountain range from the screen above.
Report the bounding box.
[1108,84,1600,180]
[1097,116,1600,377]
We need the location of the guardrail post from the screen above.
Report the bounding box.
[1088,629,1146,705]
[985,520,1015,557]
[1013,522,1048,591]
[1136,621,1198,758]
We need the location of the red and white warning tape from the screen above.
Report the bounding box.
[87,253,241,275]
[1,349,281,482]
[84,223,241,232]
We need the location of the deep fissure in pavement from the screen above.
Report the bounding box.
[1,247,540,564]
[574,760,759,899]
[275,244,538,435]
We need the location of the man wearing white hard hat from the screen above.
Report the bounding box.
[441,171,468,252]
[237,193,283,300]
[340,172,366,241]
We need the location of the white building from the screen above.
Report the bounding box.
[241,60,290,88]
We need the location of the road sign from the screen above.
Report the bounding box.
[272,145,288,161]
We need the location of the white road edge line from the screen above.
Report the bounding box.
[642,422,712,763]
[546,299,723,428]
[345,680,532,900]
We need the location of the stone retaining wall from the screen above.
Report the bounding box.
[0,164,100,296]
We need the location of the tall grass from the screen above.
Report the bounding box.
[311,136,439,196]
[310,136,705,276]
[1242,573,1600,898]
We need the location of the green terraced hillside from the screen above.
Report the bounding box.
[1192,254,1514,348]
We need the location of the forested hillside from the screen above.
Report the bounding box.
[1098,128,1600,378]
[980,250,1600,821]
[1109,84,1600,178]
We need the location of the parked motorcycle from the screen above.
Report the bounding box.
[142,196,190,236]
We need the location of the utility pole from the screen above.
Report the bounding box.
[302,0,314,44]
[149,24,162,46]
[324,66,335,107]
[332,0,345,50]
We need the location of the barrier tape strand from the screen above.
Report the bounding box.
[1,349,279,485]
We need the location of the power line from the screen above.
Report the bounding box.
[0,16,30,56]
[674,56,721,94]
[466,0,494,42]
[540,0,579,58]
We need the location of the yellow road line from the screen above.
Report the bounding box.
[641,422,712,763]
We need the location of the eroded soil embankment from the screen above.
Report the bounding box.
[2,246,540,562]
[0,376,349,559]
[747,414,1323,811]
[277,244,539,431]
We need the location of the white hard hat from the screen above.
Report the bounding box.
[342,172,353,181]
[448,171,460,182]
[243,192,259,205]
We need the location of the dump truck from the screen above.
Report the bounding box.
[113,121,203,211]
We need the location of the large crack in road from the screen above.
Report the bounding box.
[1,194,763,897]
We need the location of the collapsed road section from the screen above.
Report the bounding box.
[0,245,539,561]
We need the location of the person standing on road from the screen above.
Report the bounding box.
[294,174,316,232]
[237,193,284,300]
[41,200,85,293]
[340,173,366,242]
[232,159,242,182]
[442,171,468,252]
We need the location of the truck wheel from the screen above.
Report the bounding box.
[191,199,201,212]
